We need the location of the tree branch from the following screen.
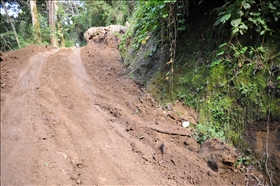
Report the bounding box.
[1,0,21,49]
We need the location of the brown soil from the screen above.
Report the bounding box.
[243,120,280,185]
[0,42,267,185]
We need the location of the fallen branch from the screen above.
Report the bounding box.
[140,87,149,95]
[140,88,157,104]
[148,127,190,136]
[275,125,280,132]
[1,34,13,51]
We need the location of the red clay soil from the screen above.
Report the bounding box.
[0,43,267,185]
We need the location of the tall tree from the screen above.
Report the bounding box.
[30,0,42,43]
[47,0,58,47]
[1,0,21,48]
[56,4,65,47]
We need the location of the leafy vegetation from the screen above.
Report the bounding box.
[214,0,280,37]
[120,0,280,149]
[0,0,134,51]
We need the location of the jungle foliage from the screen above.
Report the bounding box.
[0,0,135,51]
[120,0,280,147]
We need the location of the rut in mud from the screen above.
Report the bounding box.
[1,43,265,185]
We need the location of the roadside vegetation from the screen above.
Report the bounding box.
[0,0,135,50]
[120,0,280,146]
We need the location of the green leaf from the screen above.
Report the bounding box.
[240,46,248,53]
[269,2,277,10]
[210,59,222,67]
[231,18,242,27]
[220,14,231,23]
[159,4,165,9]
[277,76,280,80]
[243,3,251,9]
[238,10,244,17]
[216,51,225,56]
[162,14,168,18]
[219,43,228,48]
[232,27,239,35]
[239,23,248,30]
[214,19,221,26]
[234,51,240,58]
[178,25,186,31]
[257,46,265,53]
[178,19,185,24]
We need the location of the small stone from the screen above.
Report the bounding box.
[76,179,81,184]
[166,106,172,111]
[207,170,218,177]
[160,143,166,154]
[70,175,77,180]
[182,121,190,128]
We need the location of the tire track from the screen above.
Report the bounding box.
[1,49,59,185]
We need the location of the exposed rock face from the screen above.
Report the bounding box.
[84,25,127,48]
[199,138,238,172]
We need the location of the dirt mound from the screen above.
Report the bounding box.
[84,25,127,48]
[0,43,268,185]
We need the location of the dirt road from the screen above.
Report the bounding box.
[1,43,249,185]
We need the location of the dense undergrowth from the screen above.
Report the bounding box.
[0,1,135,51]
[120,0,280,148]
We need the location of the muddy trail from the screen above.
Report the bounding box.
[0,42,266,185]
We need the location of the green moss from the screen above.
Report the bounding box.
[270,99,280,118]
[171,28,280,146]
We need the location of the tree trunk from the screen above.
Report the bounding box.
[30,0,42,43]
[1,0,21,49]
[57,11,65,47]
[47,0,58,47]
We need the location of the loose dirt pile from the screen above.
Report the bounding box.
[0,41,268,185]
